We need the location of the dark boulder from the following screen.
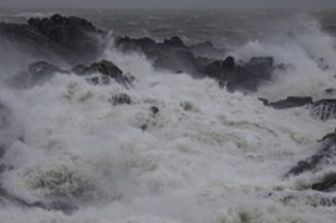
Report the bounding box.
[203,56,235,85]
[203,56,274,92]
[310,99,336,121]
[0,14,105,64]
[163,36,185,48]
[85,60,123,78]
[27,14,103,61]
[226,57,274,92]
[72,60,134,88]
[260,96,313,109]
[110,93,132,105]
[115,36,157,54]
[150,106,159,116]
[312,173,336,192]
[286,131,336,177]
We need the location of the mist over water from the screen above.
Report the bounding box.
[1,9,336,223]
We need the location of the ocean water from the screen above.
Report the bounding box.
[1,9,336,223]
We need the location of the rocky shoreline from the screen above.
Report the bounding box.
[1,13,336,212]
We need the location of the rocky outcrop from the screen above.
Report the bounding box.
[262,96,336,121]
[285,130,336,195]
[312,173,336,192]
[110,93,132,106]
[310,99,336,121]
[1,14,281,93]
[260,96,313,109]
[226,57,274,92]
[286,131,336,177]
[0,14,105,64]
[8,59,133,89]
[72,60,134,88]
[115,35,278,92]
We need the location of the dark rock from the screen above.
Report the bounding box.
[150,106,159,116]
[261,96,313,109]
[110,93,132,105]
[73,60,134,88]
[226,57,274,92]
[180,102,194,111]
[0,14,105,64]
[140,124,148,131]
[163,36,185,48]
[286,131,336,177]
[115,36,157,54]
[85,60,123,78]
[310,99,336,121]
[203,56,235,85]
[312,173,336,192]
[114,36,279,92]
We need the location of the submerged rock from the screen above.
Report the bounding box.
[260,96,313,109]
[9,59,133,89]
[286,131,336,177]
[310,99,336,121]
[110,93,132,105]
[312,173,336,192]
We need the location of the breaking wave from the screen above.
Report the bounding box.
[1,10,336,223]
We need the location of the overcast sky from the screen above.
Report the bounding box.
[1,0,336,9]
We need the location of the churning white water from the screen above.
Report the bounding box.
[1,10,336,223]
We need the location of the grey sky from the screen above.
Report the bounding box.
[1,0,336,9]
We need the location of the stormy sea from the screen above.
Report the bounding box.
[1,8,336,223]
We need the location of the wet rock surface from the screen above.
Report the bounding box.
[110,93,132,105]
[8,59,134,89]
[286,131,336,177]
[0,14,105,64]
[310,99,336,121]
[0,14,283,93]
[261,96,336,121]
[260,96,313,109]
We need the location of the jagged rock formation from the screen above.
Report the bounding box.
[260,96,313,109]
[0,14,282,93]
[8,59,134,89]
[0,14,105,64]
[115,36,277,92]
[261,96,336,121]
